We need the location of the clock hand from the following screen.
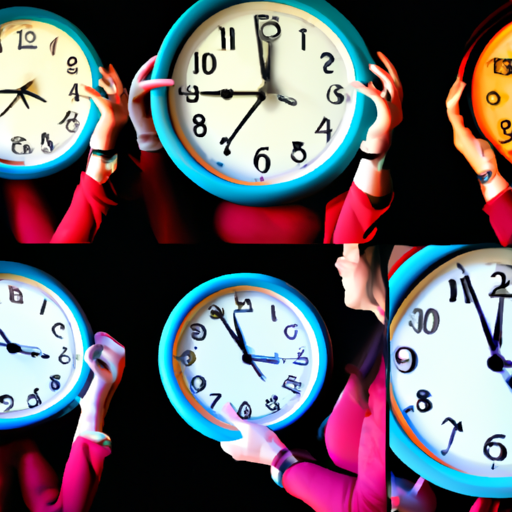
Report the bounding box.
[276,94,297,106]
[250,353,280,364]
[0,329,49,358]
[255,15,268,82]
[200,89,261,99]
[493,296,505,349]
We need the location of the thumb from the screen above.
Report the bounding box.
[221,402,247,430]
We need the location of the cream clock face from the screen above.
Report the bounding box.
[169,2,356,185]
[0,275,85,419]
[391,248,512,478]
[0,19,92,167]
[173,287,320,426]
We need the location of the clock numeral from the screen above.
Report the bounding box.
[0,394,14,412]
[253,147,271,174]
[259,19,281,43]
[58,111,80,133]
[321,52,335,74]
[494,58,512,76]
[17,30,37,50]
[41,133,54,153]
[192,114,207,138]
[234,292,252,311]
[291,142,307,164]
[49,375,61,391]
[52,323,65,339]
[293,348,309,366]
[179,85,199,103]
[487,91,501,105]
[449,279,457,302]
[299,29,307,51]
[408,308,440,335]
[49,37,58,56]
[490,272,512,297]
[284,324,298,340]
[67,56,78,75]
[499,120,512,144]
[237,401,252,419]
[190,323,207,341]
[271,305,277,322]
[484,434,508,462]
[209,393,222,409]
[441,417,463,456]
[416,389,433,413]
[40,299,47,315]
[219,27,235,50]
[283,375,301,395]
[327,84,345,105]
[315,117,332,143]
[8,285,23,304]
[193,52,217,75]
[190,375,206,394]
[403,405,414,414]
[58,347,71,365]
[174,350,196,367]
[69,83,80,102]
[265,395,280,412]
[394,347,417,373]
[11,137,33,155]
[27,388,41,408]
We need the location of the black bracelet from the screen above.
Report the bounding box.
[91,149,117,159]
[477,171,493,184]
[357,148,381,161]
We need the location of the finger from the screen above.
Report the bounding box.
[354,83,392,133]
[84,344,104,373]
[334,257,356,277]
[351,80,381,99]
[98,77,116,96]
[343,243,360,262]
[140,78,175,92]
[84,86,113,117]
[107,64,124,95]
[221,402,246,430]
[376,51,403,100]
[369,64,397,102]
[446,78,465,112]
[136,56,158,84]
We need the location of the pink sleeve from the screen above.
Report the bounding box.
[482,187,512,247]
[324,183,393,244]
[50,172,117,243]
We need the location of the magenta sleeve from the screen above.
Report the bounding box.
[482,187,512,247]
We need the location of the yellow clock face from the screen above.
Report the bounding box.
[472,21,512,164]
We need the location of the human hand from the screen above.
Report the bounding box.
[220,402,287,465]
[84,64,129,151]
[390,475,437,512]
[352,52,403,156]
[128,56,174,151]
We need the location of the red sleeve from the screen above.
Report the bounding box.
[324,183,393,244]
[482,187,512,247]
[50,172,117,244]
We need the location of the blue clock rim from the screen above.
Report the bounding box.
[389,243,512,498]
[0,261,93,430]
[0,7,102,180]
[159,273,330,442]
[151,0,376,206]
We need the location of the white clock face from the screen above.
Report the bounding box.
[390,248,512,478]
[173,286,321,427]
[0,275,85,419]
[169,1,356,185]
[0,19,93,167]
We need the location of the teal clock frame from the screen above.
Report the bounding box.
[151,0,376,206]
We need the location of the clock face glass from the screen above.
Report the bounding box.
[390,248,512,478]
[0,275,85,419]
[172,286,321,428]
[169,1,355,185]
[0,19,93,167]
[472,21,512,164]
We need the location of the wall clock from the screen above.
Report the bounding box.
[389,244,512,498]
[151,0,375,205]
[0,7,102,179]
[0,261,93,430]
[159,273,332,441]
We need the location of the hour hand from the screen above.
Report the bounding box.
[201,89,261,99]
[251,353,280,364]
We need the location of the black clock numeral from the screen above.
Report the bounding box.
[254,147,271,173]
[449,279,457,302]
[282,375,301,395]
[487,91,501,105]
[416,389,433,413]
[234,292,252,311]
[174,350,196,367]
[58,111,80,133]
[69,83,80,102]
[0,394,14,412]
[50,37,58,56]
[58,347,71,365]
[190,323,207,341]
[265,395,280,412]
[484,434,508,462]
[17,30,37,50]
[27,388,41,408]
[41,132,54,153]
[291,142,307,164]
[11,137,33,155]
[284,324,298,340]
[299,29,307,51]
[190,375,206,394]
[237,401,252,419]
[52,323,65,339]
[321,52,334,74]
[490,271,512,297]
[193,52,217,75]
[259,20,281,43]
[494,58,512,76]
[408,308,440,335]
[293,348,309,366]
[192,114,207,138]
[209,393,222,409]
[67,56,78,74]
[327,84,345,105]
[499,120,512,144]
[49,375,61,391]
[40,299,47,315]
[8,285,23,304]
[315,117,332,143]
[394,347,418,373]
[271,305,277,322]
[220,27,235,50]
[179,85,199,103]
[441,417,463,456]
[403,405,414,414]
